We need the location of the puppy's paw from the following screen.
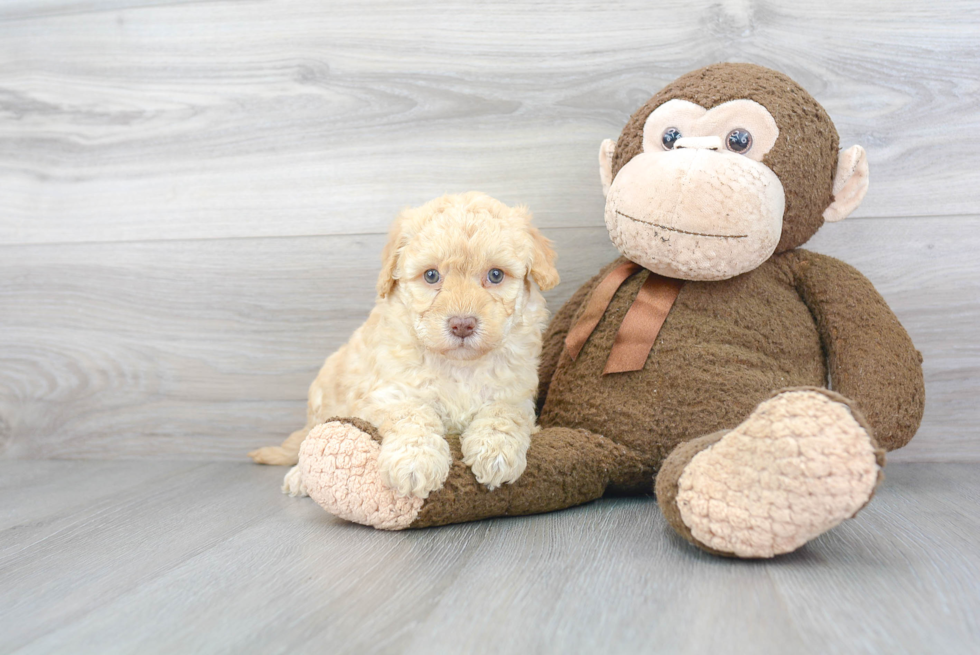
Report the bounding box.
[281,465,308,497]
[461,427,529,490]
[377,435,452,499]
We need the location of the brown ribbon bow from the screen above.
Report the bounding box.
[564,260,683,375]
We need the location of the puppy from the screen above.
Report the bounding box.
[248,192,559,499]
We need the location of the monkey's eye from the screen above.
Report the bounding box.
[424,269,440,284]
[726,129,753,154]
[661,127,682,150]
[487,268,504,284]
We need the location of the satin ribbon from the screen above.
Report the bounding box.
[564,261,683,374]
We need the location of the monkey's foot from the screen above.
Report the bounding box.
[299,419,423,531]
[662,388,884,558]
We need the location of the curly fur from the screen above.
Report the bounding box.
[249,192,559,499]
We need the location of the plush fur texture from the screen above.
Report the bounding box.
[299,419,423,530]
[293,64,924,560]
[605,144,785,281]
[537,251,924,463]
[611,63,840,254]
[299,417,646,530]
[670,389,883,558]
[603,97,787,281]
[250,192,558,499]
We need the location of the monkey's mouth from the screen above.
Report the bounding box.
[616,210,748,240]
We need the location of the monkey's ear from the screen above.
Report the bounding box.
[528,226,560,291]
[823,145,869,223]
[376,213,407,298]
[599,138,616,198]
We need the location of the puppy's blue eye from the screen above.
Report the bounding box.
[662,127,682,150]
[424,269,440,284]
[487,268,504,284]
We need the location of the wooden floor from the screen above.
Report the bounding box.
[3,2,980,653]
[1,460,977,654]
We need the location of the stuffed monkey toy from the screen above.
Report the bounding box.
[297,63,924,558]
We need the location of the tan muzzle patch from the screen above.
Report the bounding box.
[605,147,784,281]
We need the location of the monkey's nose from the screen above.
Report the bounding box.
[448,316,478,338]
[673,136,722,150]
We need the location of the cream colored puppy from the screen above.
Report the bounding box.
[248,192,559,499]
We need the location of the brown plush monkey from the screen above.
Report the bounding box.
[297,64,924,558]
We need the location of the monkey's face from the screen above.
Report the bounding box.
[604,99,785,281]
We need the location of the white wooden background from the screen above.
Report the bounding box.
[1,0,978,462]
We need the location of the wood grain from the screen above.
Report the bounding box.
[0,217,976,461]
[1,1,979,244]
[0,461,286,652]
[1,4,976,650]
[0,228,615,460]
[1,0,977,462]
[1,461,977,654]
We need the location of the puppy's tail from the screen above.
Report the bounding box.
[247,445,299,466]
[247,426,308,466]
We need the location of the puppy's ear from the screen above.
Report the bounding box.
[377,213,407,299]
[527,226,560,291]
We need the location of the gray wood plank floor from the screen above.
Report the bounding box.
[1,461,977,654]
[3,3,978,653]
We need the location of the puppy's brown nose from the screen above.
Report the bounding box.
[448,316,478,338]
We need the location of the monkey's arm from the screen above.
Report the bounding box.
[536,258,626,415]
[790,250,924,451]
